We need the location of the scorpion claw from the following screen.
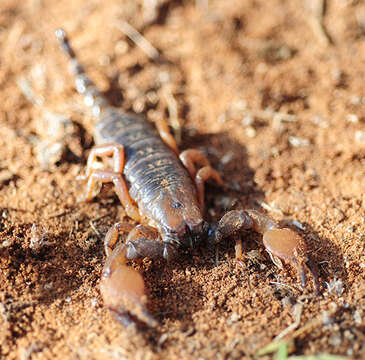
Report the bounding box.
[263,228,319,293]
[214,210,320,294]
[100,243,157,328]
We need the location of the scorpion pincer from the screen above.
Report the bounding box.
[55,29,320,327]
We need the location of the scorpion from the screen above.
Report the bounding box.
[55,29,319,327]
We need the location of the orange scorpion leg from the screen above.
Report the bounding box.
[101,223,166,327]
[179,149,210,179]
[214,210,320,295]
[179,149,223,213]
[79,143,125,179]
[154,117,179,155]
[78,142,140,221]
[81,169,140,221]
[195,166,223,215]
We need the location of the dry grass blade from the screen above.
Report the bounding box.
[305,0,332,46]
[115,21,159,60]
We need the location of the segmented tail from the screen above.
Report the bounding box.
[55,29,109,116]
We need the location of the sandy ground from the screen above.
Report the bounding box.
[0,0,364,359]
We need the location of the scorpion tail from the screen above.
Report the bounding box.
[55,29,109,117]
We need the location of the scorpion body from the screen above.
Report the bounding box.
[56,29,319,328]
[94,109,206,251]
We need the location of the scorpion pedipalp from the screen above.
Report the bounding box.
[215,210,320,295]
[100,240,158,327]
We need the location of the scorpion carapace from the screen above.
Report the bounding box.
[56,29,319,327]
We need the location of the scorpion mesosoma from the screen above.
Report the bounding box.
[56,29,319,327]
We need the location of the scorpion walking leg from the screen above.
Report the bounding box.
[79,143,125,179]
[179,149,223,213]
[214,210,320,294]
[81,169,140,221]
[179,149,210,178]
[154,118,179,155]
[104,222,135,256]
[195,166,223,214]
[101,223,166,327]
[106,223,162,261]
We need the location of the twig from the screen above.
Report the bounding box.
[47,209,73,219]
[89,220,101,238]
[1,207,29,213]
[249,108,297,123]
[163,85,182,144]
[270,281,298,293]
[17,77,44,107]
[115,21,159,60]
[275,303,303,341]
[305,0,332,46]
[256,200,284,216]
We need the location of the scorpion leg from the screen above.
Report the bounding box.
[104,222,135,256]
[80,169,140,221]
[179,149,223,213]
[195,166,223,214]
[154,118,179,155]
[101,223,166,327]
[78,143,140,220]
[79,142,125,179]
[214,210,320,294]
[179,149,210,179]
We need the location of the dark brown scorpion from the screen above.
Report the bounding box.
[55,29,319,327]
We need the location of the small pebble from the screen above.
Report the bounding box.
[158,71,170,83]
[289,136,309,147]
[133,98,145,113]
[331,69,343,85]
[344,330,354,340]
[232,99,247,111]
[90,298,99,307]
[326,278,344,296]
[0,238,13,248]
[146,91,158,105]
[115,40,129,55]
[349,95,363,105]
[217,113,226,123]
[221,152,234,165]
[329,333,342,346]
[44,283,53,290]
[158,333,168,345]
[226,312,241,325]
[347,114,359,123]
[281,296,295,308]
[353,310,362,324]
[230,312,241,322]
[355,131,365,144]
[98,55,110,66]
[322,311,334,326]
[241,114,254,127]
[246,126,256,138]
[311,115,328,128]
[256,62,268,74]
